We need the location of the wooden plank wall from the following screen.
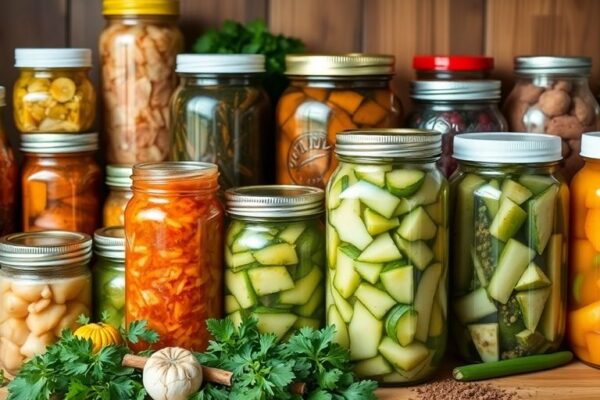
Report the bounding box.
[1,0,599,153]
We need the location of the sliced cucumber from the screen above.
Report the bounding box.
[393,199,411,217]
[528,185,558,255]
[475,183,502,218]
[225,270,257,309]
[516,287,550,331]
[226,219,245,245]
[253,243,298,265]
[501,179,532,205]
[354,164,392,188]
[357,233,403,263]
[515,329,546,351]
[225,294,241,314]
[354,355,393,377]
[329,175,350,210]
[386,305,418,346]
[278,223,307,244]
[515,262,551,291]
[334,249,361,298]
[394,234,434,271]
[489,198,527,242]
[228,251,256,271]
[341,180,401,219]
[254,309,298,341]
[364,208,400,236]
[349,301,383,360]
[487,239,535,304]
[247,267,295,296]
[433,227,447,263]
[280,267,322,305]
[354,261,384,284]
[386,169,426,197]
[355,283,396,319]
[414,263,442,342]
[397,207,438,242]
[405,174,441,208]
[328,305,349,347]
[326,224,340,267]
[332,285,354,322]
[330,199,373,250]
[339,243,361,259]
[381,265,414,304]
[453,287,497,324]
[540,234,562,342]
[378,337,429,372]
[232,230,275,252]
[468,323,499,362]
[518,175,554,196]
[429,300,444,337]
[295,285,324,317]
[425,203,444,226]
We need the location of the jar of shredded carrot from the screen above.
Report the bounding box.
[103,164,133,227]
[125,161,224,351]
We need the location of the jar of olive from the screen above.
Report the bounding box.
[93,226,125,328]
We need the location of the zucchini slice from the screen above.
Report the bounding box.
[341,180,401,219]
[397,207,438,241]
[468,323,499,362]
[354,283,396,319]
[349,301,383,360]
[386,169,426,197]
[380,265,414,304]
[330,199,373,250]
[247,266,295,296]
[487,239,535,304]
[328,305,349,347]
[358,233,403,263]
[414,263,442,342]
[378,337,429,372]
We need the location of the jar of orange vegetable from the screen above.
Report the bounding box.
[0,86,17,236]
[21,133,102,235]
[103,164,133,227]
[125,161,223,351]
[568,132,600,366]
[276,54,403,188]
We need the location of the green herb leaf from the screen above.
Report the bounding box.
[125,320,160,345]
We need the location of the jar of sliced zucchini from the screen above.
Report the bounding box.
[224,185,325,341]
[450,133,568,364]
[326,129,448,385]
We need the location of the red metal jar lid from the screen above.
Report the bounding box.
[413,55,494,71]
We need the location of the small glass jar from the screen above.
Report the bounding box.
[170,55,270,190]
[224,186,325,339]
[412,55,494,80]
[103,164,133,227]
[326,129,448,384]
[277,54,403,189]
[504,56,600,181]
[0,87,17,236]
[21,133,102,235]
[406,80,508,177]
[13,48,96,133]
[568,133,600,366]
[450,133,568,363]
[93,226,125,329]
[100,0,184,164]
[125,161,224,351]
[0,231,92,374]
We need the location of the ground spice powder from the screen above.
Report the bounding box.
[411,379,518,400]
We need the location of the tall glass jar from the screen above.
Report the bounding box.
[21,134,102,235]
[125,162,223,351]
[0,231,92,375]
[13,48,96,133]
[326,129,447,384]
[100,0,184,164]
[170,55,270,190]
[504,56,600,181]
[568,133,600,366]
[450,133,568,363]
[412,55,494,80]
[277,54,403,189]
[406,80,507,177]
[224,186,325,340]
[103,164,133,227]
[0,87,17,236]
[93,226,125,329]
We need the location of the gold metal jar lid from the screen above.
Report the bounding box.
[285,53,395,76]
[103,0,179,15]
[335,129,441,159]
[94,226,125,261]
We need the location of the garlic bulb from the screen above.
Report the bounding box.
[143,347,203,400]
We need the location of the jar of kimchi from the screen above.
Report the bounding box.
[125,161,223,351]
[100,0,184,163]
[21,133,102,235]
[0,86,17,236]
[277,54,403,188]
[103,164,133,227]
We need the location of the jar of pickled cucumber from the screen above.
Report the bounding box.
[326,129,447,384]
[170,55,270,190]
[0,86,17,236]
[93,227,125,329]
[450,133,567,363]
[412,55,494,80]
[277,54,403,189]
[13,48,96,133]
[103,164,133,227]
[0,230,92,375]
[224,185,325,340]
[406,80,508,177]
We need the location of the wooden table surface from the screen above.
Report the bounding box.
[2,360,600,399]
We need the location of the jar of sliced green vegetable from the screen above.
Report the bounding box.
[170,54,271,190]
[93,226,125,329]
[224,185,325,341]
[326,129,448,385]
[450,133,568,364]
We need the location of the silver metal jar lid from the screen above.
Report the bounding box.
[94,226,125,261]
[21,133,99,153]
[453,133,562,163]
[335,129,442,159]
[514,56,591,75]
[410,80,502,101]
[106,164,132,188]
[176,54,266,74]
[225,185,325,219]
[0,230,92,269]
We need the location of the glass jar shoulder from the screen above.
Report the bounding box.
[407,102,507,134]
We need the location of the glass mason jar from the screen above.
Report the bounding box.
[170,55,270,190]
[0,87,17,236]
[125,161,224,351]
[100,0,184,164]
[450,133,568,363]
[326,129,448,384]
[406,80,508,177]
[504,56,600,181]
[0,231,92,375]
[21,133,102,235]
[568,133,600,366]
[103,164,133,227]
[93,226,125,329]
[224,186,325,340]
[412,55,494,80]
[13,48,96,133]
[277,54,403,189]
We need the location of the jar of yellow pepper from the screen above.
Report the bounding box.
[13,48,96,133]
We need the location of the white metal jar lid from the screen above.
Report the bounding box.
[0,86,5,107]
[15,48,92,68]
[581,132,600,159]
[21,133,99,153]
[94,226,125,261]
[176,54,266,74]
[453,133,562,163]
[335,129,442,159]
[225,185,324,219]
[106,164,133,188]
[410,80,502,101]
